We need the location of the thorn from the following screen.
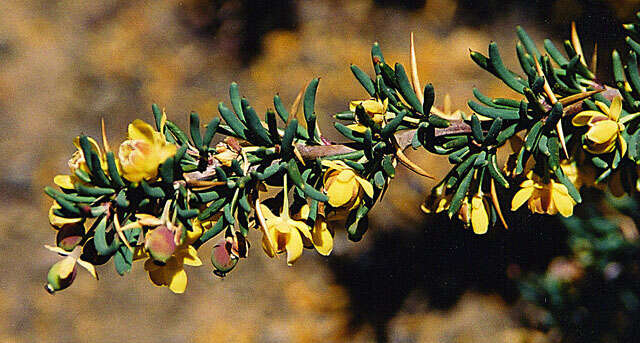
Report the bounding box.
[410,32,424,104]
[114,212,133,252]
[490,179,508,230]
[571,22,587,66]
[290,85,305,127]
[293,145,306,166]
[255,197,277,256]
[394,142,434,178]
[444,94,452,115]
[534,57,569,158]
[591,42,598,75]
[101,118,111,153]
[558,89,603,107]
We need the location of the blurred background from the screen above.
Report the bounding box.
[2,0,640,342]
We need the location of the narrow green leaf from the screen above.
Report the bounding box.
[395,63,424,113]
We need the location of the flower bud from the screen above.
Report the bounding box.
[211,241,237,277]
[56,222,85,251]
[45,257,77,294]
[145,225,176,264]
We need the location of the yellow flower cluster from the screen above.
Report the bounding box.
[511,171,576,217]
[572,96,627,156]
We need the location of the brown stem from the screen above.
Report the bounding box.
[185,84,621,183]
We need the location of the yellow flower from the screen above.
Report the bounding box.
[53,136,107,190]
[68,136,105,174]
[470,194,489,235]
[143,245,202,294]
[212,142,239,167]
[572,96,627,156]
[142,222,202,294]
[511,171,576,217]
[118,119,177,183]
[347,98,389,133]
[296,204,334,256]
[322,160,374,210]
[259,204,312,265]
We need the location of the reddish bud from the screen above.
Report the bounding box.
[145,225,176,264]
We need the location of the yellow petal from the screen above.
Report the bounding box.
[285,230,304,266]
[290,220,312,241]
[54,175,76,189]
[587,121,618,144]
[312,221,333,256]
[619,134,627,157]
[57,256,78,278]
[181,246,202,266]
[572,111,598,126]
[356,176,374,199]
[327,180,357,208]
[609,96,622,121]
[321,159,347,171]
[259,204,278,221]
[511,187,534,210]
[595,100,610,116]
[551,187,574,217]
[471,196,489,235]
[346,124,367,133]
[76,259,98,279]
[262,231,277,258]
[128,119,156,143]
[168,268,188,293]
[349,100,363,112]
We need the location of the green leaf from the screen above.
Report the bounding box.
[194,217,225,248]
[189,112,203,148]
[165,120,190,145]
[266,109,281,144]
[489,42,526,93]
[544,39,568,66]
[351,64,376,96]
[423,83,435,115]
[94,216,118,256]
[152,103,163,131]
[203,117,221,148]
[395,63,424,114]
[487,153,509,188]
[303,78,320,140]
[75,183,115,196]
[382,155,395,178]
[302,183,328,202]
[381,109,407,138]
[470,114,484,143]
[198,198,226,221]
[140,180,165,198]
[334,122,364,143]
[243,105,273,146]
[229,82,245,121]
[106,151,125,188]
[159,157,174,184]
[516,26,541,61]
[114,244,133,276]
[468,100,519,120]
[448,168,474,217]
[218,102,247,140]
[274,94,290,123]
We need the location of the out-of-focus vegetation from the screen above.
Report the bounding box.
[3,0,640,342]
